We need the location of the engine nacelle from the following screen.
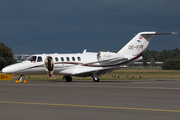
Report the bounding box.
[97,52,124,62]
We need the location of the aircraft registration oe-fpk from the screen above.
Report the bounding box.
[2,31,177,83]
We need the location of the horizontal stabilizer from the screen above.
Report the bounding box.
[142,32,177,36]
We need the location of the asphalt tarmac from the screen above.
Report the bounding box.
[0,79,180,120]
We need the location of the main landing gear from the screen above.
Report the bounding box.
[92,75,100,82]
[63,75,72,82]
[62,74,100,82]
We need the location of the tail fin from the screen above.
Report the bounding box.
[117,31,177,57]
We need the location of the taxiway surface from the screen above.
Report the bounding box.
[0,79,180,120]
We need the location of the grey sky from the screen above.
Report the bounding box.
[0,0,179,54]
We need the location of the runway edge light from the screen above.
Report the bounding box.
[0,74,12,80]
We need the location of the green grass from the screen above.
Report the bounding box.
[1,68,180,81]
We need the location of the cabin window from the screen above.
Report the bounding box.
[78,57,81,61]
[26,56,37,63]
[37,56,43,62]
[72,57,75,61]
[55,57,59,62]
[66,57,70,61]
[61,57,64,61]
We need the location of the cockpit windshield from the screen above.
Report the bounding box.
[26,56,37,63]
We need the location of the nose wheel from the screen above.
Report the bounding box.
[16,75,26,83]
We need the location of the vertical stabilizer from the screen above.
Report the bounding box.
[117,32,176,58]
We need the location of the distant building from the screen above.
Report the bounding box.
[14,54,31,62]
[131,62,163,68]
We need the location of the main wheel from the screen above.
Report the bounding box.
[93,77,99,82]
[66,76,72,82]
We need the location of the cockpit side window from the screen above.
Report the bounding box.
[26,56,37,63]
[37,56,43,62]
[97,52,101,60]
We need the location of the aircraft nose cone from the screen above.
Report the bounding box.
[2,67,9,73]
[2,65,15,74]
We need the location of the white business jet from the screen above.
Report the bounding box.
[2,31,177,82]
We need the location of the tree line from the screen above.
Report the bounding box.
[142,48,180,70]
[142,48,180,62]
[0,42,14,70]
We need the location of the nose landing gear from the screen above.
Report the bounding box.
[15,75,27,83]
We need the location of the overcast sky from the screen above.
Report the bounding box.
[0,0,179,54]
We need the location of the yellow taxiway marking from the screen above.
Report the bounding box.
[0,101,180,113]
